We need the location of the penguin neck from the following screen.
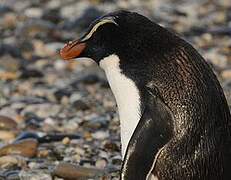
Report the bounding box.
[99,54,141,158]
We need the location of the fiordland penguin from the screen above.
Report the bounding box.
[60,10,231,180]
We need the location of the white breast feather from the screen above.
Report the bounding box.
[99,54,141,158]
[149,175,159,180]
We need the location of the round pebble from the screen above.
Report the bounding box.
[25,8,43,18]
[92,131,109,140]
[53,163,105,179]
[221,70,231,80]
[95,158,107,169]
[19,170,52,180]
[62,137,70,145]
[0,130,16,141]
[0,155,26,169]
[0,139,38,158]
[0,115,17,130]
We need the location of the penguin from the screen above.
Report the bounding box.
[60,10,231,180]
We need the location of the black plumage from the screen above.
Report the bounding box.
[60,10,231,180]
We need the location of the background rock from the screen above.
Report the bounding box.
[0,139,38,158]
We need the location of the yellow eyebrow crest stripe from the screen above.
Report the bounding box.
[81,18,118,41]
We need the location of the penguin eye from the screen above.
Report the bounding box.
[81,17,118,42]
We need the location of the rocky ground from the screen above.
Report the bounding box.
[0,0,230,179]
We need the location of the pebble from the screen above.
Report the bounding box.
[0,115,17,130]
[92,131,109,140]
[0,71,18,80]
[69,93,83,104]
[0,130,16,141]
[37,149,49,158]
[24,8,43,18]
[111,155,122,165]
[72,100,90,111]
[42,9,62,24]
[75,147,85,156]
[83,131,92,141]
[0,155,26,169]
[3,13,17,28]
[22,104,61,118]
[65,7,104,30]
[19,170,52,180]
[14,132,40,141]
[20,68,44,79]
[54,89,72,101]
[104,141,120,152]
[0,139,38,158]
[16,19,55,38]
[79,159,95,167]
[25,116,43,128]
[2,170,21,180]
[0,55,21,71]
[62,120,79,132]
[221,69,231,80]
[95,158,107,169]
[45,42,64,55]
[0,5,12,15]
[60,1,91,20]
[80,74,101,85]
[62,137,70,145]
[0,108,18,121]
[38,133,80,143]
[27,161,39,169]
[52,162,105,179]
[98,151,109,159]
[53,59,67,70]
[83,116,108,129]
[203,49,228,69]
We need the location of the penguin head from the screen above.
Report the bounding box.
[60,10,154,65]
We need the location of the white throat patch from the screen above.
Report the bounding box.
[99,54,141,158]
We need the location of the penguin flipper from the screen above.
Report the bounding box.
[120,88,174,180]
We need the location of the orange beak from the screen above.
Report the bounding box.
[60,40,86,61]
